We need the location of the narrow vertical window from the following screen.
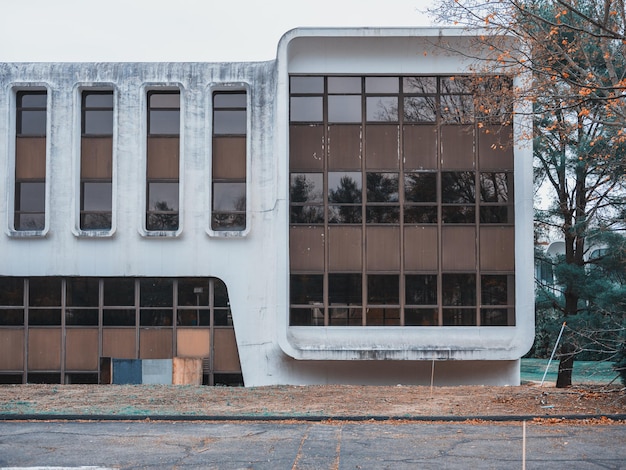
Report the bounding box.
[212,91,247,231]
[15,91,47,231]
[81,91,113,230]
[146,91,180,231]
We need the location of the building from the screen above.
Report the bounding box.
[0,28,534,386]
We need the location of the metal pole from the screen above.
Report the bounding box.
[540,321,567,387]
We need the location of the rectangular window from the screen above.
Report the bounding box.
[15,90,47,231]
[212,90,247,231]
[81,91,113,231]
[288,75,515,327]
[147,90,180,231]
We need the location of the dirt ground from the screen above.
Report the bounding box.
[1,382,624,419]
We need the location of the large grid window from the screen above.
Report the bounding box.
[289,75,515,327]
[15,90,47,231]
[80,91,113,230]
[212,91,247,231]
[146,91,180,231]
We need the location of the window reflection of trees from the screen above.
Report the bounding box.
[366,173,399,223]
[290,174,324,224]
[328,173,362,224]
[479,172,508,202]
[147,201,178,231]
[441,172,475,203]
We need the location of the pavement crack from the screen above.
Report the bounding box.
[291,424,311,470]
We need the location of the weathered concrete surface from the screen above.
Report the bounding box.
[1,421,624,469]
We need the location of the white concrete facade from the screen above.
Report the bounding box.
[0,28,534,386]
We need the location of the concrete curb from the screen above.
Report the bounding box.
[1,413,625,422]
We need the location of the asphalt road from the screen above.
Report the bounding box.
[0,421,624,469]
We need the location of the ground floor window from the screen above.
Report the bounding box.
[0,276,241,385]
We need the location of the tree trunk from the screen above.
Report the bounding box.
[556,341,575,388]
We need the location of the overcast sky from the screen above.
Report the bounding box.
[0,0,435,62]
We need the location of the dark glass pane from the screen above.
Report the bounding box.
[0,278,24,306]
[366,173,399,202]
[19,92,47,107]
[214,93,246,108]
[366,96,398,122]
[404,173,437,202]
[0,309,24,326]
[328,205,362,224]
[291,76,324,94]
[480,173,508,202]
[148,182,179,211]
[28,309,61,325]
[290,274,323,304]
[328,172,362,203]
[84,110,113,135]
[367,307,400,326]
[212,213,245,231]
[17,182,45,211]
[441,172,475,203]
[149,110,180,134]
[177,278,209,307]
[290,307,324,326]
[403,76,437,94]
[481,275,509,305]
[367,275,399,304]
[290,173,323,203]
[29,278,61,306]
[199,310,211,326]
[328,274,362,305]
[82,182,112,211]
[67,277,99,307]
[103,309,135,326]
[0,375,23,384]
[481,308,511,326]
[290,97,323,122]
[442,308,476,326]
[403,97,436,122]
[19,110,47,135]
[328,96,361,123]
[328,307,362,326]
[479,206,510,224]
[81,213,112,230]
[213,182,245,211]
[441,94,474,123]
[213,110,246,135]
[140,309,173,326]
[406,275,437,305]
[103,278,135,306]
[405,308,438,326]
[442,274,476,306]
[27,373,61,384]
[140,278,173,307]
[15,214,45,231]
[441,76,473,94]
[328,76,361,93]
[65,308,98,326]
[85,93,113,108]
[150,93,180,108]
[177,309,199,326]
[404,206,437,224]
[214,279,229,307]
[147,213,179,231]
[442,206,475,223]
[290,205,324,224]
[65,373,99,384]
[366,206,399,224]
[365,77,398,93]
[214,308,233,326]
